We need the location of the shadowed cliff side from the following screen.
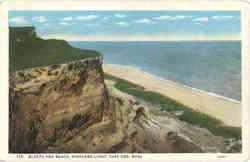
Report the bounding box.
[9,59,109,153]
[9,58,205,153]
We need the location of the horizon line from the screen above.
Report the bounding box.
[66,40,241,42]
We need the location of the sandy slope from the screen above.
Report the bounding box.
[103,64,241,127]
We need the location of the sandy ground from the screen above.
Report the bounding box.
[103,64,241,127]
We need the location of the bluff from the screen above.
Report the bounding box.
[9,58,207,153]
[9,27,240,153]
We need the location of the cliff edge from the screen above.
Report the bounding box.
[10,58,206,153]
[9,27,240,153]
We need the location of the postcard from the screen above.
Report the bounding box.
[0,0,249,161]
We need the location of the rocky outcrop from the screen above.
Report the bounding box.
[9,58,239,153]
[9,58,109,153]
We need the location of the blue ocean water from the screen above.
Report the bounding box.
[69,41,241,101]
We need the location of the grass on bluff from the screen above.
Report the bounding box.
[9,27,100,72]
[104,73,242,139]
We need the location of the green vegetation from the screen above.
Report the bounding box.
[9,27,100,72]
[104,73,242,139]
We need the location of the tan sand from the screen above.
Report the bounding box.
[103,64,241,127]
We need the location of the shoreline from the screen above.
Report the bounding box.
[103,64,241,127]
[135,66,240,104]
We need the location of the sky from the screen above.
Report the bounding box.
[8,11,241,41]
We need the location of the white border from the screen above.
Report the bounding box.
[0,0,249,161]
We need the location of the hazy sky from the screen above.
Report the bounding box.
[9,11,241,41]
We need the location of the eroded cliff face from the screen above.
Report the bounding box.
[9,58,111,153]
[10,58,235,153]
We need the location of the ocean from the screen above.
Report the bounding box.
[69,41,241,101]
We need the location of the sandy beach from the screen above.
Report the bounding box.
[103,64,241,127]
